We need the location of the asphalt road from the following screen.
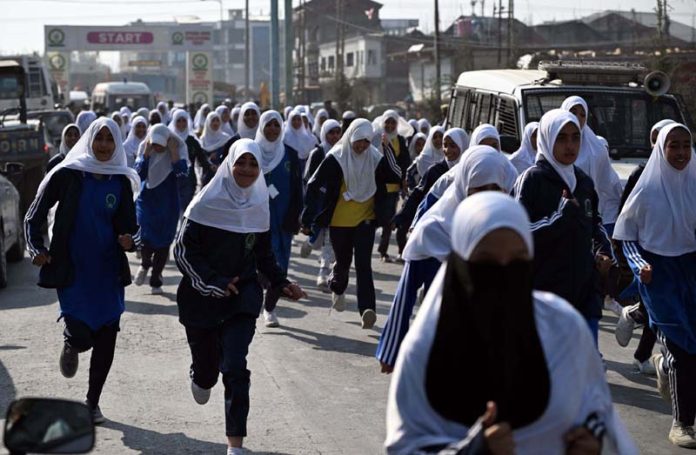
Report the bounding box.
[1,227,693,454]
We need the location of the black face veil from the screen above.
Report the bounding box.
[425,252,551,429]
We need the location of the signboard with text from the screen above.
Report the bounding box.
[46,52,70,97]
[45,25,213,52]
[186,52,213,105]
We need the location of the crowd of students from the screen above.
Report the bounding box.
[23,96,696,453]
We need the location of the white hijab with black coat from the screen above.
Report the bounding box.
[255,110,287,174]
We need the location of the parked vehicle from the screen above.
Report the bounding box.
[446,61,695,158]
[0,55,59,112]
[0,60,48,219]
[0,163,25,289]
[26,110,75,158]
[3,398,95,454]
[91,81,153,115]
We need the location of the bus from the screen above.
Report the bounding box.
[91,81,154,115]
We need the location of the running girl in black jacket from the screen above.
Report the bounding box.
[25,118,140,424]
[175,139,305,455]
[514,109,613,345]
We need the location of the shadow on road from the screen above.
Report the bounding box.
[125,300,179,317]
[609,382,671,416]
[2,260,57,311]
[0,360,16,415]
[103,420,294,455]
[263,325,377,358]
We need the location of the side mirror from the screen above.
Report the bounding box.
[4,398,95,454]
[499,135,520,154]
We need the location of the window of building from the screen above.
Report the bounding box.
[346,52,354,67]
[367,49,377,65]
[328,55,335,70]
[321,57,326,71]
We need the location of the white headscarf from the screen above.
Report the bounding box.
[408,119,419,137]
[443,128,470,168]
[37,118,140,198]
[284,109,317,160]
[137,124,189,189]
[58,123,80,156]
[123,116,148,168]
[614,123,696,256]
[193,103,210,131]
[650,119,676,145]
[535,109,581,193]
[283,105,293,120]
[408,132,427,160]
[236,102,261,139]
[156,101,171,124]
[374,109,413,140]
[76,110,97,134]
[561,96,622,223]
[215,105,236,136]
[402,146,511,262]
[415,126,445,176]
[168,109,193,142]
[135,107,149,120]
[418,118,431,135]
[328,118,382,203]
[387,192,637,455]
[230,106,241,131]
[255,110,286,174]
[469,123,500,149]
[313,108,329,137]
[509,122,539,174]
[200,112,232,152]
[184,139,270,233]
[320,119,341,153]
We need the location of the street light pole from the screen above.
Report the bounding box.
[271,0,280,109]
[434,0,441,105]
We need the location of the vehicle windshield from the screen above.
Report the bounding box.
[523,90,683,153]
[0,74,21,101]
[108,94,151,111]
[43,114,72,141]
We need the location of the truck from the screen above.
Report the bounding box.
[0,60,48,218]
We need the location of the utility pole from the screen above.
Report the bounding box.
[284,0,293,106]
[507,0,513,66]
[300,0,307,104]
[434,0,441,105]
[270,0,280,109]
[481,0,485,18]
[496,0,503,66]
[244,0,249,95]
[335,0,343,88]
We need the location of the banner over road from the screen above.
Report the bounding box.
[44,25,214,52]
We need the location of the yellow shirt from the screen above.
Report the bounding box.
[386,136,402,193]
[330,180,375,227]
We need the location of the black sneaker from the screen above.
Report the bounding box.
[59,344,79,378]
[86,401,106,425]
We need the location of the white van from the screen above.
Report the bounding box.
[91,81,154,114]
[0,55,57,112]
[446,61,694,158]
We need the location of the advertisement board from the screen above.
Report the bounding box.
[46,52,70,97]
[186,52,213,105]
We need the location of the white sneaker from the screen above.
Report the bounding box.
[227,447,246,455]
[651,353,671,403]
[669,423,696,448]
[615,303,637,347]
[316,276,331,293]
[134,266,148,286]
[633,358,657,376]
[603,297,623,316]
[300,241,312,258]
[361,309,377,329]
[263,310,280,328]
[151,286,163,295]
[191,380,211,405]
[331,293,346,312]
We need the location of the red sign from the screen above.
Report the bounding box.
[87,31,154,45]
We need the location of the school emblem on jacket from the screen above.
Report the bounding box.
[584,199,592,218]
[105,193,117,209]
[245,233,256,252]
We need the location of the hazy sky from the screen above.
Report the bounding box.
[0,0,694,55]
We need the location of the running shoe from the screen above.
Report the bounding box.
[331,293,346,312]
[361,309,377,330]
[151,286,163,295]
[316,276,331,294]
[380,255,393,263]
[227,447,247,455]
[300,241,312,258]
[603,297,623,316]
[134,266,148,286]
[651,353,671,403]
[669,423,696,448]
[615,303,638,347]
[191,379,211,405]
[86,401,106,425]
[59,344,79,378]
[263,310,280,328]
[633,358,657,376]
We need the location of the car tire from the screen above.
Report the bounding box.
[0,232,8,289]
[6,224,25,263]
